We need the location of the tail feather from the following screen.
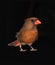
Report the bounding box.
[8,40,20,47]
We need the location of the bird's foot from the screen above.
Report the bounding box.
[20,49,26,52]
[30,48,37,51]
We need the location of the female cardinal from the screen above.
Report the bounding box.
[8,17,41,52]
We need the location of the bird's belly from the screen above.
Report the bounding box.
[19,30,38,43]
[22,43,27,45]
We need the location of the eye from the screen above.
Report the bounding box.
[31,19,34,22]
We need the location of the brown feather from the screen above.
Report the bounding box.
[16,17,39,44]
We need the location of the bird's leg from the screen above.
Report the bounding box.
[28,44,37,51]
[19,44,26,52]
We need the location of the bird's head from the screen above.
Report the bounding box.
[25,17,41,25]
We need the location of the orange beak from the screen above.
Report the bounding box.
[35,20,41,25]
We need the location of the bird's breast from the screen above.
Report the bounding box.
[19,30,38,43]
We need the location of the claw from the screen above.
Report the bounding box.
[30,48,37,51]
[20,49,26,52]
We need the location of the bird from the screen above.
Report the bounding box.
[8,17,41,52]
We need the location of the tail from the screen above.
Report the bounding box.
[8,40,20,47]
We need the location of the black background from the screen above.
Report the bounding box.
[0,0,55,64]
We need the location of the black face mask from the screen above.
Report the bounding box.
[31,19,35,22]
[31,19,38,22]
[31,20,36,27]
